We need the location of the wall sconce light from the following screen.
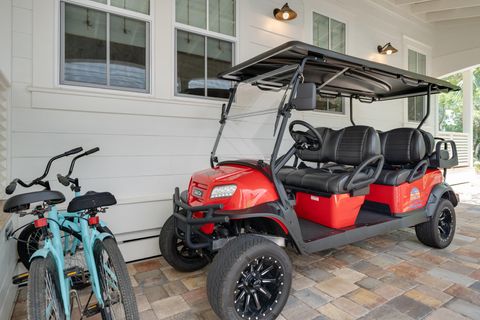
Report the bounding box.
[273,3,297,21]
[377,43,398,55]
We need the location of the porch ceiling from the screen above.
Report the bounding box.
[391,0,480,22]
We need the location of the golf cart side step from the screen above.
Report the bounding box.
[12,272,29,286]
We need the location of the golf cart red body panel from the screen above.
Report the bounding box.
[187,162,279,234]
[366,169,443,214]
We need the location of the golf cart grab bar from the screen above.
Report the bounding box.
[345,154,384,191]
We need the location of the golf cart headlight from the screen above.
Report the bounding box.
[210,184,237,198]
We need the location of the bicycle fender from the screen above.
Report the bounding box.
[99,220,108,228]
[94,231,114,243]
[30,247,50,261]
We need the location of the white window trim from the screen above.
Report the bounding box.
[172,0,239,101]
[56,0,154,95]
[311,10,348,115]
[403,36,432,127]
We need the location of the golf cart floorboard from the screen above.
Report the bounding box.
[299,208,428,252]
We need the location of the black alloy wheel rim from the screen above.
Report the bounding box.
[438,207,453,240]
[234,256,284,318]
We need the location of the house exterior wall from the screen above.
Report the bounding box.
[9,0,438,260]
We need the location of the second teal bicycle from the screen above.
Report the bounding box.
[5,147,139,320]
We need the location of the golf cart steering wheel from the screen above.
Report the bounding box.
[289,120,323,151]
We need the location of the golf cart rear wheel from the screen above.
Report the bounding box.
[159,216,209,272]
[207,234,292,320]
[415,199,456,249]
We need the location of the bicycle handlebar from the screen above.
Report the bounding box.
[5,147,84,194]
[57,147,100,189]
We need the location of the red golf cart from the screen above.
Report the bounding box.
[159,41,459,320]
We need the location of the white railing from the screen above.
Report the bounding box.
[0,71,9,196]
[436,131,470,167]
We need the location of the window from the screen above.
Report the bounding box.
[175,0,236,99]
[407,49,427,122]
[313,12,346,113]
[60,0,150,92]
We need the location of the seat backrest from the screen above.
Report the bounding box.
[324,126,381,166]
[379,128,426,165]
[419,129,435,156]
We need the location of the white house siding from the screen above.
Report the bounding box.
[9,0,439,260]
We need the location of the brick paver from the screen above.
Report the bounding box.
[10,202,480,320]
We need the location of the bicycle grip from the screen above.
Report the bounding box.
[5,180,17,195]
[57,174,70,186]
[85,147,100,156]
[64,147,83,156]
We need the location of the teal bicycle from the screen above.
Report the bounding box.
[5,148,139,320]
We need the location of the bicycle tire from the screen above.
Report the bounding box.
[27,254,66,320]
[93,237,139,320]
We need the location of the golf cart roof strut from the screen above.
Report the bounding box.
[417,84,432,130]
[350,96,356,126]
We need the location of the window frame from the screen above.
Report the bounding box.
[312,11,347,115]
[403,37,431,125]
[173,0,238,101]
[59,0,152,94]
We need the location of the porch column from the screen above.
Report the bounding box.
[463,69,474,167]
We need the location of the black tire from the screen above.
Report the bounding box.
[415,199,456,249]
[159,216,209,272]
[18,223,114,269]
[28,254,66,320]
[207,234,292,320]
[93,237,139,320]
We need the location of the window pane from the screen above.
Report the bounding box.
[207,38,232,98]
[316,97,328,111]
[176,0,206,29]
[91,0,107,3]
[176,30,205,96]
[110,15,147,90]
[209,0,235,36]
[111,0,150,14]
[408,49,417,72]
[416,96,425,121]
[329,97,344,113]
[330,19,345,54]
[418,53,426,75]
[408,97,416,121]
[64,4,107,85]
[313,13,329,49]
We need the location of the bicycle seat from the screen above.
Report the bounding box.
[4,190,65,213]
[67,191,117,213]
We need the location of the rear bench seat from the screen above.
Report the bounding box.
[279,126,383,194]
[374,128,428,186]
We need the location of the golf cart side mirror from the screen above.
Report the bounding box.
[292,83,317,111]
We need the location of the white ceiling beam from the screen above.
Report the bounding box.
[425,5,480,21]
[411,0,480,14]
[394,0,429,5]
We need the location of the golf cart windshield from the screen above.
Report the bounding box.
[211,41,459,168]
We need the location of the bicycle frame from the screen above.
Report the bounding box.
[31,204,113,319]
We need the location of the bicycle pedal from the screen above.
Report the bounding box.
[64,266,83,278]
[12,272,29,286]
[83,303,101,318]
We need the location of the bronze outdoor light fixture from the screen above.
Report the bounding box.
[377,43,398,55]
[273,3,297,21]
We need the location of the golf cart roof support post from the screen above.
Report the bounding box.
[417,84,432,130]
[210,84,239,168]
[349,96,356,126]
[270,57,313,167]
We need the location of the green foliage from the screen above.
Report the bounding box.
[438,73,463,132]
[473,67,480,159]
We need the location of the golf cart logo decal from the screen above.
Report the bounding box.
[408,187,422,209]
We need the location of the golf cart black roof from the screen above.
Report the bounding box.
[218,41,459,101]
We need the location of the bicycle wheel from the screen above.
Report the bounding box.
[18,223,44,269]
[93,237,139,320]
[28,254,66,320]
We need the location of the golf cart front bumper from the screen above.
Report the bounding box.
[172,188,229,250]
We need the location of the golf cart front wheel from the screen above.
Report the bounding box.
[207,234,292,320]
[159,215,209,272]
[415,198,456,249]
